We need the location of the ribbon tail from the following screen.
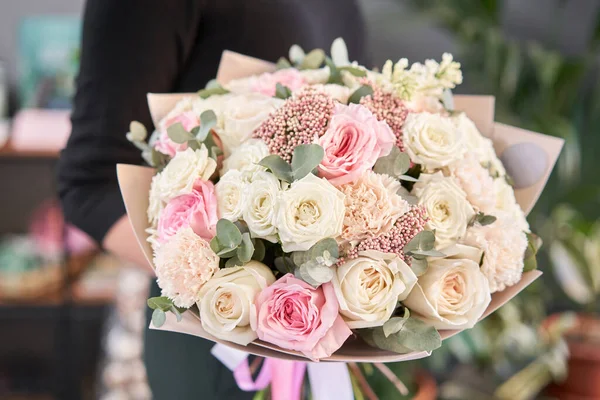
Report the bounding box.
[307,362,353,400]
[271,360,306,400]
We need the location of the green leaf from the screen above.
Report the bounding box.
[383,317,409,338]
[205,79,220,90]
[479,215,497,226]
[237,233,255,263]
[325,57,343,85]
[167,122,194,144]
[404,230,436,253]
[210,236,222,254]
[523,232,543,272]
[225,256,244,268]
[275,83,292,100]
[187,139,200,151]
[300,48,325,70]
[309,238,339,260]
[147,296,173,311]
[291,144,324,180]
[295,262,333,287]
[410,257,429,276]
[216,219,243,248]
[276,57,292,70]
[373,147,411,177]
[252,239,266,262]
[339,66,367,77]
[258,155,293,182]
[152,309,166,328]
[217,246,238,258]
[348,85,373,104]
[398,174,419,182]
[361,317,442,353]
[408,249,446,258]
[198,86,229,99]
[197,110,217,141]
[274,256,294,275]
[151,149,168,170]
[289,44,305,65]
[170,305,183,322]
[330,37,349,66]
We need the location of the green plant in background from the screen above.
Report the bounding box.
[399,0,600,398]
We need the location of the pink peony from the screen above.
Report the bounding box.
[157,179,218,242]
[317,103,396,186]
[154,111,200,157]
[252,69,306,96]
[252,274,352,360]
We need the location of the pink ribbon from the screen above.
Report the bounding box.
[233,358,307,400]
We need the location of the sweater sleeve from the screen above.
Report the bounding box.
[57,0,201,244]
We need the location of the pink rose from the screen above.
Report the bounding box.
[157,179,218,242]
[252,69,306,96]
[317,103,396,186]
[154,111,200,157]
[252,274,352,360]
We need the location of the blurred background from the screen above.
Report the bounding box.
[0,1,598,399]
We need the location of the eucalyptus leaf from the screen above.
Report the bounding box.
[339,66,367,77]
[129,138,150,152]
[274,256,294,275]
[479,215,497,226]
[129,120,148,141]
[237,233,255,263]
[187,139,200,151]
[151,149,168,170]
[325,57,343,85]
[348,85,374,104]
[276,57,292,70]
[198,86,229,99]
[291,144,324,180]
[217,247,238,258]
[216,219,243,248]
[225,256,244,268]
[170,305,183,322]
[289,44,305,65]
[197,110,217,141]
[275,83,292,100]
[399,175,419,182]
[403,230,436,253]
[300,49,325,70]
[205,79,220,90]
[383,317,409,338]
[258,155,293,182]
[362,317,442,353]
[331,37,350,66]
[409,249,446,258]
[308,238,339,260]
[152,309,166,328]
[167,122,194,144]
[147,296,173,311]
[252,239,266,262]
[410,257,429,276]
[210,237,222,254]
[295,262,333,287]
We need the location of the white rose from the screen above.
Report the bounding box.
[403,112,466,170]
[493,179,530,232]
[313,84,352,103]
[218,94,283,155]
[147,146,217,225]
[412,172,475,248]
[275,173,345,252]
[221,139,270,176]
[197,261,276,345]
[224,76,258,95]
[300,67,330,84]
[243,171,281,242]
[332,250,417,329]
[405,94,446,114]
[403,257,491,330]
[448,153,496,213]
[215,169,247,221]
[453,113,506,177]
[159,96,195,125]
[462,215,528,293]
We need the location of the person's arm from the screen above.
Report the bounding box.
[58,0,201,273]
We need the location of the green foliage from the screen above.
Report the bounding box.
[292,238,339,287]
[197,81,229,98]
[348,85,374,104]
[469,212,497,227]
[274,83,292,99]
[373,147,412,179]
[359,316,442,353]
[258,144,324,182]
[147,296,187,327]
[299,49,326,70]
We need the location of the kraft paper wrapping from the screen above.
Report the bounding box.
[117,51,563,363]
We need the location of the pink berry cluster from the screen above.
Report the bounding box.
[341,205,428,264]
[359,85,408,151]
[252,87,335,162]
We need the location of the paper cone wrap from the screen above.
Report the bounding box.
[117,51,563,362]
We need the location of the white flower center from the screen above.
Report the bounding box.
[216,292,234,317]
[432,201,451,222]
[295,200,320,226]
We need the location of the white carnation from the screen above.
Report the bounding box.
[215,169,247,221]
[448,153,497,213]
[275,173,345,252]
[412,172,475,248]
[493,179,530,232]
[313,84,352,103]
[243,171,281,242]
[403,112,466,170]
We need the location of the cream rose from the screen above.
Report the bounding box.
[313,84,353,103]
[300,67,330,84]
[412,172,475,248]
[338,171,409,242]
[154,227,219,308]
[243,171,281,242]
[275,173,345,252]
[462,215,528,293]
[197,261,276,345]
[148,146,217,225]
[332,250,417,329]
[215,169,247,221]
[403,112,466,170]
[403,257,491,329]
[448,153,496,213]
[218,94,283,155]
[221,139,270,176]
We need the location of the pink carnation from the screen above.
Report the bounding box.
[157,179,218,242]
[252,274,352,360]
[154,111,200,157]
[252,69,306,96]
[317,103,396,186]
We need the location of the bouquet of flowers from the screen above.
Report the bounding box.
[118,39,562,366]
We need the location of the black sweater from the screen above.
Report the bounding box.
[57,0,367,244]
